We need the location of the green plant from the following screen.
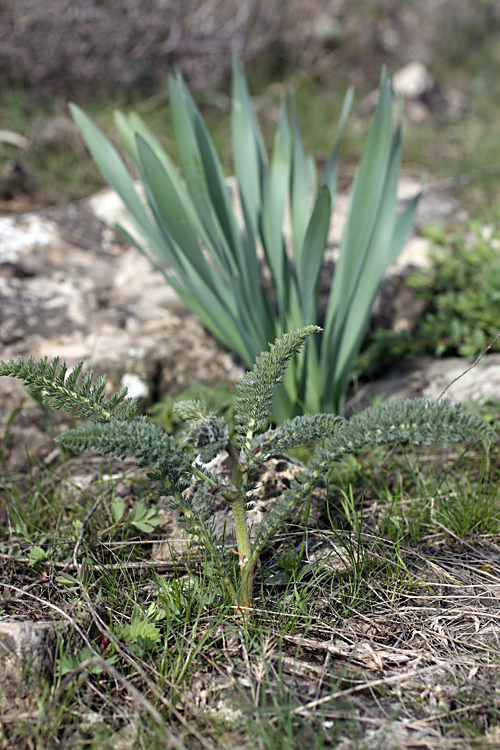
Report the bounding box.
[359,222,500,374]
[0,327,494,611]
[70,60,419,419]
[463,394,500,425]
[111,496,163,534]
[408,223,500,358]
[148,380,236,435]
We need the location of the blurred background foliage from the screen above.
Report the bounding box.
[1,0,500,214]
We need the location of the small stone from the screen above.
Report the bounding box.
[0,620,65,708]
[393,61,434,99]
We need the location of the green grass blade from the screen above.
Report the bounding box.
[118,111,245,278]
[231,57,283,348]
[192,118,244,269]
[114,110,176,173]
[193,112,269,335]
[135,134,226,292]
[114,110,141,166]
[115,111,178,189]
[390,191,421,264]
[323,125,420,414]
[169,73,271,347]
[169,74,234,260]
[321,86,354,198]
[169,75,213,226]
[303,338,322,414]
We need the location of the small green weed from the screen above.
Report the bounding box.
[1,327,494,612]
[408,223,500,358]
[359,221,500,376]
[463,394,500,427]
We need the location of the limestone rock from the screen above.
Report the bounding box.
[359,61,466,122]
[362,354,500,407]
[422,355,500,404]
[0,198,242,470]
[393,61,434,100]
[0,619,77,709]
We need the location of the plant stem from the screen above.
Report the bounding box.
[226,441,253,606]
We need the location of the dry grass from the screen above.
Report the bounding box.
[1,438,500,749]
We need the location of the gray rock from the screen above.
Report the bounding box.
[360,355,500,407]
[393,61,434,99]
[0,198,242,470]
[422,355,500,404]
[0,619,76,709]
[359,61,466,123]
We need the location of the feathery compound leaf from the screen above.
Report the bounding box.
[311,398,496,475]
[235,326,321,449]
[56,417,189,472]
[174,400,229,459]
[173,400,209,421]
[261,413,345,455]
[246,413,345,469]
[0,356,137,422]
[251,398,495,561]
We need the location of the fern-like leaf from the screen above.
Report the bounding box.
[312,398,496,474]
[56,417,189,472]
[234,326,321,449]
[173,400,209,421]
[257,413,345,455]
[251,398,496,559]
[0,356,137,422]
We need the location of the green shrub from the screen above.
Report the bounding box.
[70,61,418,419]
[356,222,500,376]
[408,223,500,358]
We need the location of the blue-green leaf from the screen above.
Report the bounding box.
[298,185,331,322]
